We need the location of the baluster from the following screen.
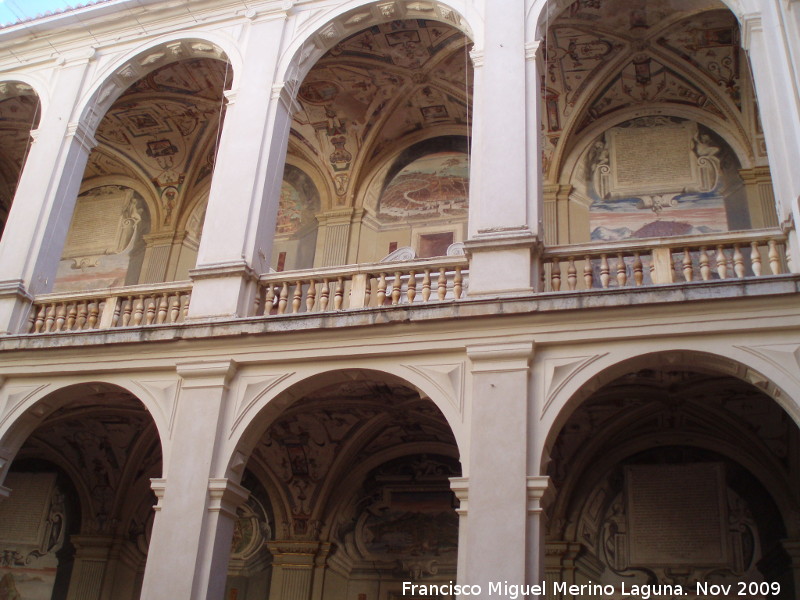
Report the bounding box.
[768,239,781,274]
[616,253,627,287]
[733,244,745,278]
[133,296,145,325]
[391,271,402,305]
[422,269,431,302]
[716,246,728,279]
[320,279,331,311]
[682,248,693,282]
[377,273,387,305]
[599,255,610,288]
[567,257,577,290]
[145,297,157,324]
[54,304,66,332]
[306,280,317,313]
[364,276,371,305]
[182,293,190,321]
[74,300,87,329]
[120,297,132,326]
[437,268,447,300]
[407,270,417,303]
[44,304,56,333]
[263,284,275,315]
[454,268,463,299]
[277,282,289,314]
[87,301,100,329]
[157,293,169,323]
[750,241,762,277]
[583,255,593,289]
[633,252,643,286]
[66,303,77,330]
[551,260,561,292]
[33,304,46,333]
[334,277,345,310]
[111,298,122,327]
[169,294,180,323]
[252,285,263,316]
[699,247,711,281]
[292,281,303,313]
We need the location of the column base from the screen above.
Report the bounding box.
[187,261,258,320]
[0,279,34,334]
[464,231,542,296]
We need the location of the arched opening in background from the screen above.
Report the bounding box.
[225,370,461,600]
[544,358,799,599]
[272,14,474,271]
[0,383,162,600]
[0,81,41,240]
[540,0,777,246]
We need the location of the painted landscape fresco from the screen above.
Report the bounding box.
[378,151,469,219]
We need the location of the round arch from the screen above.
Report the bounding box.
[556,105,756,187]
[277,0,481,87]
[0,73,50,118]
[224,366,467,480]
[528,0,752,40]
[0,378,170,484]
[537,346,800,475]
[73,31,242,134]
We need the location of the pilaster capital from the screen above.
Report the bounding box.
[0,485,10,501]
[267,540,332,565]
[449,476,469,516]
[150,478,167,512]
[469,48,484,68]
[176,360,237,389]
[0,279,32,302]
[56,46,97,67]
[66,121,98,153]
[467,341,534,372]
[208,478,250,520]
[740,13,763,50]
[526,475,552,515]
[189,260,257,282]
[272,82,302,115]
[524,41,541,61]
[222,88,238,106]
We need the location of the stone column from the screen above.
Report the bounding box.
[463,341,533,587]
[0,51,96,333]
[267,541,331,600]
[65,535,114,600]
[465,1,542,296]
[741,10,800,270]
[189,10,296,319]
[140,361,248,600]
[526,476,551,585]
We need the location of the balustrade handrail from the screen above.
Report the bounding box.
[257,255,469,285]
[543,228,787,259]
[32,280,193,303]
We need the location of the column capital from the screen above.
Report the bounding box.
[272,81,302,115]
[267,540,332,565]
[740,13,763,50]
[0,485,10,501]
[66,121,98,153]
[150,477,167,512]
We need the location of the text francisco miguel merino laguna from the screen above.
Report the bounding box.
[402,580,734,598]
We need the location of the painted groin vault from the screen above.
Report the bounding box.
[0,1,799,599]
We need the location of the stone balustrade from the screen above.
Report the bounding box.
[28,281,192,334]
[19,230,795,335]
[541,229,789,292]
[255,256,469,316]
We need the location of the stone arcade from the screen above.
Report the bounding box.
[0,0,800,599]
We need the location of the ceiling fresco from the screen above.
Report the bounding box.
[542,1,759,180]
[290,19,472,206]
[0,84,40,232]
[86,58,228,229]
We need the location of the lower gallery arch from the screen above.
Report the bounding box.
[0,383,163,600]
[541,355,800,599]
[224,369,462,600]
